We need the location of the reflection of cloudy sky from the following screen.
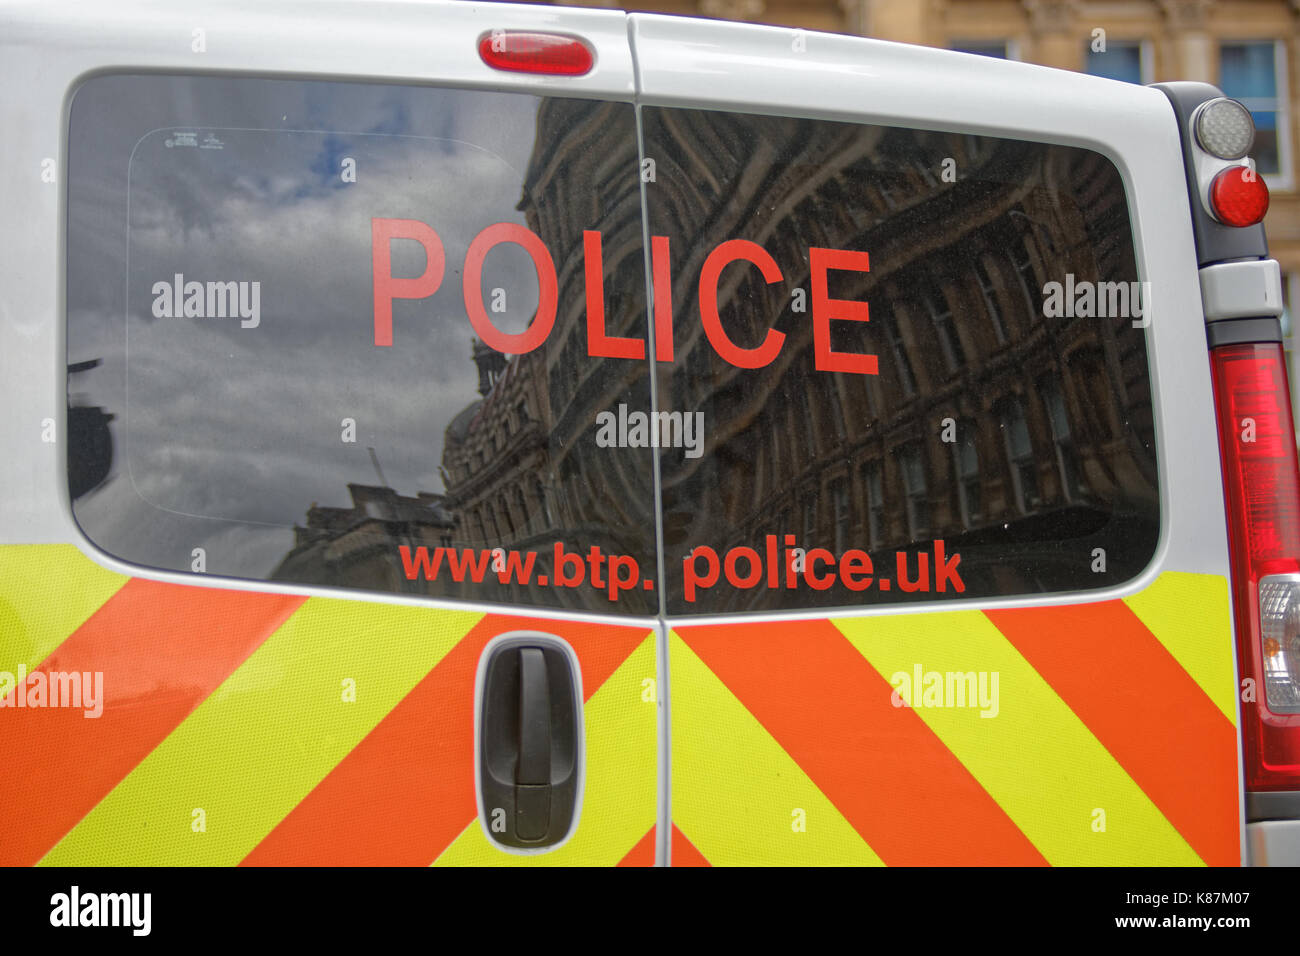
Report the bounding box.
[68,75,545,575]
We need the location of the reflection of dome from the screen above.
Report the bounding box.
[445,400,483,445]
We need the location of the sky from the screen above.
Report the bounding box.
[68,74,549,576]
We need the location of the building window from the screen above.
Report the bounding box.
[1220,42,1289,181]
[1085,41,1150,85]
[951,426,981,527]
[900,445,929,540]
[999,396,1040,514]
[974,258,1008,345]
[951,41,1009,59]
[924,281,966,374]
[1039,377,1085,501]
[831,479,851,554]
[865,461,885,549]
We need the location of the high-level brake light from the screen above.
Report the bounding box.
[477,32,594,76]
[1211,342,1300,789]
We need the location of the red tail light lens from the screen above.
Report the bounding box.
[477,32,593,76]
[1211,342,1300,789]
[1210,166,1270,227]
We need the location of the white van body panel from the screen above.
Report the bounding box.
[0,0,1262,866]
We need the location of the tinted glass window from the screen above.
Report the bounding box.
[641,107,1158,615]
[67,75,656,614]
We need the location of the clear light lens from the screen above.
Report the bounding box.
[1195,98,1256,160]
[1258,574,1300,713]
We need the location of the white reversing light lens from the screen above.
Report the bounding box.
[1258,574,1300,713]
[1195,98,1256,160]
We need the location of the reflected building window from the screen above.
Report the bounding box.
[1010,235,1040,319]
[827,380,848,440]
[532,478,552,526]
[1039,376,1085,502]
[769,411,783,491]
[881,304,917,397]
[877,178,898,210]
[900,445,929,539]
[924,281,965,374]
[974,258,1008,345]
[952,425,981,527]
[803,396,819,459]
[831,478,851,554]
[865,461,885,549]
[514,486,530,535]
[999,396,1041,513]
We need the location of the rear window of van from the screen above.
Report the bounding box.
[639,106,1158,615]
[67,74,1159,617]
[66,74,658,614]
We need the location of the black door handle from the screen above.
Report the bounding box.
[477,633,582,850]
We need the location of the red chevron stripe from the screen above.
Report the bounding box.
[677,619,1047,865]
[242,617,649,866]
[986,601,1240,866]
[0,579,303,866]
[670,823,711,867]
[617,825,657,866]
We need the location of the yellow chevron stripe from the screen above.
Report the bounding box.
[432,633,658,866]
[0,544,125,672]
[39,599,482,866]
[669,632,883,866]
[835,611,1203,866]
[1123,572,1237,726]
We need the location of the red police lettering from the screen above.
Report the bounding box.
[584,230,644,360]
[464,222,558,355]
[698,239,786,369]
[371,218,445,347]
[370,220,878,376]
[810,247,877,375]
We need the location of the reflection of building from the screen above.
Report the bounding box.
[570,0,1300,429]
[273,483,455,592]
[429,75,1159,614]
[642,107,1157,609]
[439,98,654,611]
[441,343,554,549]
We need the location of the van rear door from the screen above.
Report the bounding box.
[629,13,1244,866]
[1,0,662,867]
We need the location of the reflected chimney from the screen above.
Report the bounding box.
[472,338,507,396]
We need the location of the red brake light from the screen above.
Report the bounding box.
[1210,166,1270,228]
[1211,342,1300,789]
[477,32,593,76]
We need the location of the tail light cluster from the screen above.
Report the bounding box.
[1192,97,1270,228]
[1211,343,1300,789]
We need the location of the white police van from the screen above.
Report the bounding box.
[0,0,1295,869]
